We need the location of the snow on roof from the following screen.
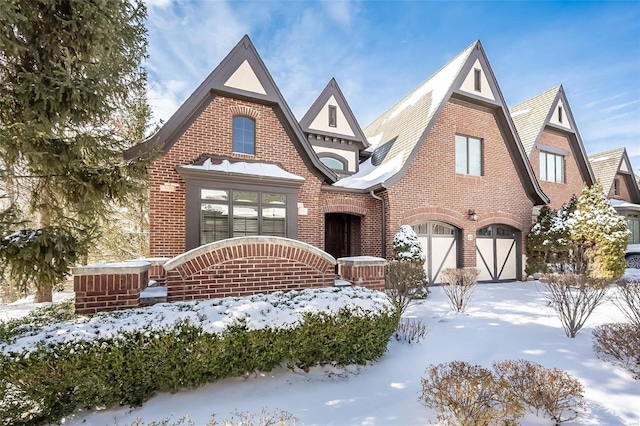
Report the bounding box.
[366,133,384,150]
[181,158,305,181]
[332,151,405,189]
[510,107,531,118]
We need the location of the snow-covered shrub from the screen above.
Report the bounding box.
[592,323,640,379]
[0,288,396,425]
[440,268,479,313]
[386,261,429,317]
[493,359,585,424]
[420,361,524,426]
[394,317,427,344]
[611,279,640,327]
[541,273,608,338]
[392,225,426,263]
[0,297,75,342]
[526,201,574,275]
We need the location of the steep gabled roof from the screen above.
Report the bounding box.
[510,86,595,185]
[125,35,337,183]
[589,147,640,203]
[335,41,548,205]
[300,78,368,149]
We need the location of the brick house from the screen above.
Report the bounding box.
[509,86,595,210]
[127,36,549,284]
[589,147,640,244]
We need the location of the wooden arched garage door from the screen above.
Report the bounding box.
[412,222,460,285]
[475,224,521,282]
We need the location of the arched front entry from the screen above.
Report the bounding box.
[412,221,461,285]
[475,224,521,282]
[325,213,361,259]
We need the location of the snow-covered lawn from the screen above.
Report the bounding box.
[2,273,640,425]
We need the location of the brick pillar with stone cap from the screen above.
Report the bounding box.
[73,261,150,315]
[337,256,387,291]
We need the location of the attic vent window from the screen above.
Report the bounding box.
[328,105,337,127]
[558,106,563,123]
[474,69,481,92]
[614,178,620,196]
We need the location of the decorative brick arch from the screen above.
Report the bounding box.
[228,104,260,120]
[321,197,368,216]
[163,236,337,302]
[401,206,466,230]
[475,211,524,231]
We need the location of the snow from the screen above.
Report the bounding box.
[366,133,383,150]
[333,151,405,189]
[0,292,74,323]
[181,158,305,181]
[590,156,610,162]
[0,287,392,356]
[510,107,532,118]
[139,286,168,299]
[3,273,640,425]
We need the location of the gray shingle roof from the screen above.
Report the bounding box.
[588,148,625,193]
[509,86,561,155]
[333,42,476,189]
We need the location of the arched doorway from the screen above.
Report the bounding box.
[475,224,521,282]
[412,221,460,285]
[325,213,361,259]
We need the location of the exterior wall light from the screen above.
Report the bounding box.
[468,209,478,221]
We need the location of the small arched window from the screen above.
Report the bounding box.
[319,155,346,171]
[232,116,255,155]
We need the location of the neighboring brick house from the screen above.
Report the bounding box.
[510,86,595,210]
[127,36,549,284]
[589,148,640,244]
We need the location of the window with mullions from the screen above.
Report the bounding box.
[199,189,286,244]
[455,135,482,176]
[539,151,564,183]
[232,116,255,154]
[319,155,346,171]
[627,214,639,244]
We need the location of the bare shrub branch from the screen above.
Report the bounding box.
[394,318,427,344]
[420,361,523,426]
[593,323,640,379]
[541,273,609,338]
[440,268,479,313]
[386,260,429,317]
[493,359,585,424]
[611,279,640,327]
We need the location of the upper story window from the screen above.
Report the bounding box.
[319,155,346,171]
[539,151,564,183]
[455,135,482,176]
[232,116,255,155]
[474,69,481,92]
[614,178,621,196]
[328,105,337,127]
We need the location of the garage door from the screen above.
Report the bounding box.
[412,222,459,285]
[475,224,520,282]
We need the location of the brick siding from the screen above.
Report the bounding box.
[163,237,336,302]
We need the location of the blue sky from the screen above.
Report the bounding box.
[144,0,640,172]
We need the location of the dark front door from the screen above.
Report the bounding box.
[325,213,351,259]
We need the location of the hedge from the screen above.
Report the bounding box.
[0,288,397,425]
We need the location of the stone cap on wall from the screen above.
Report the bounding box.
[337,256,388,266]
[126,258,170,266]
[72,261,151,276]
[163,236,337,272]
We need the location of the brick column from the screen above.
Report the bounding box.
[337,256,387,291]
[73,261,151,315]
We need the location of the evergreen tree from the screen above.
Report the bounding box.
[566,182,630,279]
[0,0,153,301]
[392,225,426,263]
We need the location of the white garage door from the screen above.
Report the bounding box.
[412,222,459,285]
[476,225,519,281]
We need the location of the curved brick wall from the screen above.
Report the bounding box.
[163,236,337,302]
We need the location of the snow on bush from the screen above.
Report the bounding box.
[0,286,394,356]
[392,225,426,263]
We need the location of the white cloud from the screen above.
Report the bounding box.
[147,79,189,123]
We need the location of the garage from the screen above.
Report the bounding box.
[412,222,460,285]
[475,224,520,281]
